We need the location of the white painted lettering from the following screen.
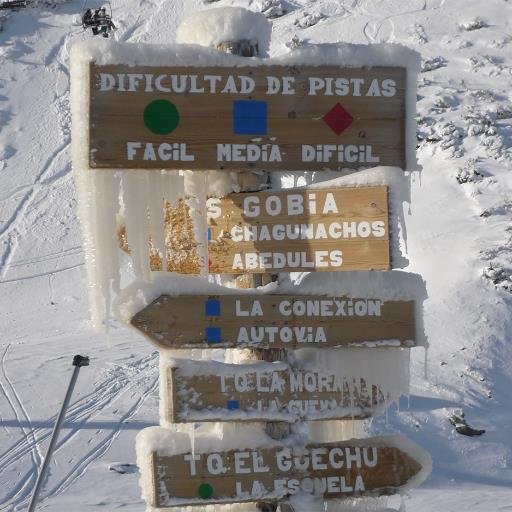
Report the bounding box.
[183,453,201,476]
[234,451,251,474]
[99,73,115,91]
[126,142,141,160]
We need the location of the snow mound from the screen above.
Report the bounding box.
[176,6,272,56]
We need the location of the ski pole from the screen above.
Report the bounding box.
[27,355,90,512]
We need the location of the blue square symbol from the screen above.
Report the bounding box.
[233,100,267,135]
[227,400,240,410]
[205,299,220,316]
[205,327,222,344]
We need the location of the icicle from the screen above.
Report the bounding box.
[191,422,196,461]
[424,345,429,380]
[398,192,409,255]
[95,171,122,293]
[78,169,122,330]
[160,169,184,271]
[348,377,355,414]
[82,169,106,330]
[122,170,151,281]
[161,169,184,207]
[148,170,167,274]
[184,171,208,278]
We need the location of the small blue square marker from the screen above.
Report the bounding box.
[205,327,222,344]
[207,228,213,242]
[227,400,240,410]
[233,100,267,135]
[205,299,221,317]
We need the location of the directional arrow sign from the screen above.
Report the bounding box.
[164,359,387,423]
[130,294,417,350]
[137,430,431,507]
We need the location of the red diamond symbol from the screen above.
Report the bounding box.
[322,103,354,135]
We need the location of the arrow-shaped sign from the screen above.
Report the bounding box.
[137,430,431,507]
[130,294,417,350]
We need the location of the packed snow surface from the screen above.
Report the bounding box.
[0,0,511,511]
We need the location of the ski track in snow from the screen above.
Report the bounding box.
[361,0,427,44]
[0,351,158,511]
[0,140,70,279]
[0,17,73,280]
[1,262,84,284]
[117,0,169,43]
[40,372,159,509]
[0,345,42,508]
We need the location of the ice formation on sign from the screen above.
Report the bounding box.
[159,349,411,426]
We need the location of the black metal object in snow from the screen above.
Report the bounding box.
[27,355,90,512]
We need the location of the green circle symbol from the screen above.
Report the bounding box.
[143,99,180,135]
[198,483,214,499]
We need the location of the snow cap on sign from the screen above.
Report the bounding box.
[176,6,272,56]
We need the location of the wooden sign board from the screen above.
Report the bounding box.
[131,294,416,350]
[207,186,390,274]
[165,359,386,423]
[89,64,406,171]
[138,433,429,507]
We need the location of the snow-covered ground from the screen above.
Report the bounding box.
[1,0,511,510]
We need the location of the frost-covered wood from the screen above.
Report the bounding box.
[164,359,389,423]
[135,430,430,507]
[130,294,417,350]
[89,63,407,171]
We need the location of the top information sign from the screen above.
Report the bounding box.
[89,64,406,171]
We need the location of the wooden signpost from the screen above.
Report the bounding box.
[130,294,417,350]
[163,359,387,423]
[207,186,390,274]
[75,30,428,511]
[89,64,406,171]
[137,432,428,507]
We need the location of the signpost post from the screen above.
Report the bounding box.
[73,9,428,511]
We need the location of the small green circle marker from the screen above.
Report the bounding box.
[198,483,214,499]
[143,99,180,135]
